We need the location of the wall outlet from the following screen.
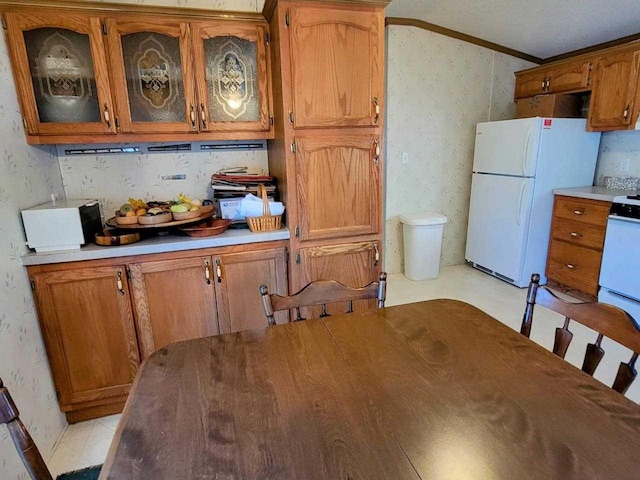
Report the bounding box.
[620,158,630,172]
[401,152,409,165]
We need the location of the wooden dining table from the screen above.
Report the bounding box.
[99,299,640,479]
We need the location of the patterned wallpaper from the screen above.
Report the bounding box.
[595,131,640,185]
[384,25,537,274]
[0,34,67,480]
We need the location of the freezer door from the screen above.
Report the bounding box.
[473,118,542,177]
[466,174,535,283]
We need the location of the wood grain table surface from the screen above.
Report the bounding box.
[99,299,640,480]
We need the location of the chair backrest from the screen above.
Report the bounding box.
[521,274,640,395]
[0,377,53,480]
[260,272,387,326]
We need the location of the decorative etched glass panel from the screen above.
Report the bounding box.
[121,32,186,123]
[204,36,260,122]
[24,28,101,123]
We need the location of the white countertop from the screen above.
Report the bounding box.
[553,186,637,202]
[22,227,290,266]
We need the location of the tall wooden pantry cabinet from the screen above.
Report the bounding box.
[263,0,389,311]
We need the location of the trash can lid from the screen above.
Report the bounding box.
[400,212,448,226]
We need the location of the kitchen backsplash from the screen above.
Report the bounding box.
[595,131,640,186]
[57,145,269,220]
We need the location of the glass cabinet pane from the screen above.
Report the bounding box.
[121,32,186,123]
[204,36,260,122]
[24,28,101,123]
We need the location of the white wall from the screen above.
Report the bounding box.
[384,25,537,274]
[0,33,67,480]
[595,131,640,184]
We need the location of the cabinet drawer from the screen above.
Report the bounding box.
[554,196,610,227]
[551,218,606,250]
[546,240,602,296]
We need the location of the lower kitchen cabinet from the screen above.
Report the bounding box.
[129,257,219,360]
[214,248,288,332]
[31,266,140,423]
[296,241,381,316]
[27,241,288,421]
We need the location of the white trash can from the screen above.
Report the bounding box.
[400,213,448,281]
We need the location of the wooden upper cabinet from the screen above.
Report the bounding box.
[214,248,288,333]
[296,241,380,316]
[31,266,139,409]
[192,22,272,133]
[288,5,383,128]
[514,70,548,99]
[295,135,381,241]
[589,50,640,131]
[4,12,116,136]
[547,61,592,94]
[106,18,198,134]
[129,257,219,359]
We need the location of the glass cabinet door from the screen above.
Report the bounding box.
[5,13,116,136]
[192,22,272,134]
[106,19,197,134]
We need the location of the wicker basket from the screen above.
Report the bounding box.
[246,184,282,232]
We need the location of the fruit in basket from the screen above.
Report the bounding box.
[189,205,200,212]
[125,210,136,217]
[129,198,147,209]
[136,208,147,216]
[147,207,164,215]
[170,204,190,213]
[177,193,192,205]
[119,204,134,216]
[190,199,203,207]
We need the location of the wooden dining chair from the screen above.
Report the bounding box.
[260,272,387,326]
[0,377,53,480]
[521,274,640,394]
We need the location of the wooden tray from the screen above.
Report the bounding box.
[95,230,141,246]
[106,211,214,229]
[180,219,232,237]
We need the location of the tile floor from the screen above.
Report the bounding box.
[46,264,640,476]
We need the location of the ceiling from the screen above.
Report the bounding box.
[386,0,640,59]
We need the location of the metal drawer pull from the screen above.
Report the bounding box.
[116,271,125,295]
[204,260,211,285]
[566,264,578,270]
[215,259,222,283]
[570,232,583,238]
[104,104,111,129]
[200,103,207,129]
[573,210,586,215]
[190,104,196,128]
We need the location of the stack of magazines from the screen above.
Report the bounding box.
[211,167,276,197]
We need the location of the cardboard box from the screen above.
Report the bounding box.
[515,94,582,119]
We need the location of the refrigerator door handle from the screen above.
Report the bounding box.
[517,180,527,226]
[522,128,532,176]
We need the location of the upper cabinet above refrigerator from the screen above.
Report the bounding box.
[5,12,116,137]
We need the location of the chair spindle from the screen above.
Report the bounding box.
[320,304,331,318]
[582,333,605,376]
[347,300,354,313]
[553,317,573,359]
[612,353,638,394]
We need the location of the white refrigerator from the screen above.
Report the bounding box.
[465,117,601,287]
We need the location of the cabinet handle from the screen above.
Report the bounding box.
[204,259,211,285]
[373,140,380,165]
[565,264,579,270]
[545,77,551,92]
[103,104,111,129]
[190,104,196,129]
[200,103,207,130]
[373,243,379,266]
[116,271,125,295]
[373,97,380,124]
[623,104,631,122]
[570,232,583,238]
[215,259,222,283]
[573,210,586,216]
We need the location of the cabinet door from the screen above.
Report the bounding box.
[129,257,218,359]
[106,18,197,134]
[297,241,380,316]
[32,267,139,408]
[588,50,640,131]
[214,248,288,333]
[295,135,381,241]
[192,22,272,133]
[514,70,548,99]
[547,60,592,94]
[288,5,383,128]
[5,12,115,136]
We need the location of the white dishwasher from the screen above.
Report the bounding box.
[599,195,640,322]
